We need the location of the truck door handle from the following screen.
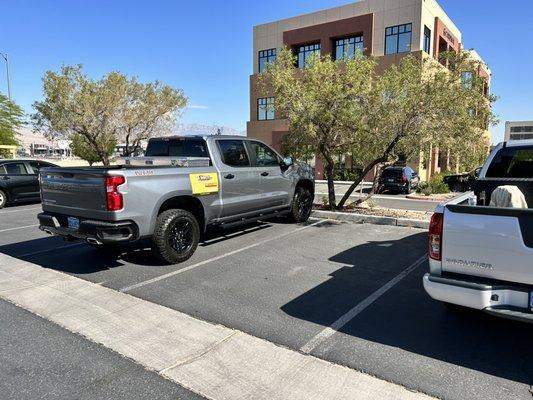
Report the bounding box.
[224,174,235,180]
[261,172,269,177]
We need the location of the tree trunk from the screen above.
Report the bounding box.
[101,152,110,166]
[324,161,336,209]
[337,133,403,209]
[337,160,380,209]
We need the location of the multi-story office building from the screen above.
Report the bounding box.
[505,121,533,141]
[247,0,491,180]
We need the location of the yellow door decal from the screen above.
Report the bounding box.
[189,173,219,195]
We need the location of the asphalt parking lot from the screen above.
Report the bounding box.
[2,203,533,400]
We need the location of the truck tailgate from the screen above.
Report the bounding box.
[40,168,108,216]
[442,205,533,285]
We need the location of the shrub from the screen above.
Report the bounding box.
[416,173,450,195]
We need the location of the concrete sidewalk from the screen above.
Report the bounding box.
[0,252,434,400]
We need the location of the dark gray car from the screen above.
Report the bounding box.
[0,159,58,208]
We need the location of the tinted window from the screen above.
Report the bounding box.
[258,49,277,73]
[0,165,6,175]
[297,43,321,68]
[385,23,412,55]
[258,97,275,121]
[335,35,364,60]
[145,139,209,158]
[218,140,250,167]
[382,169,403,178]
[4,163,27,175]
[28,161,52,174]
[486,146,533,178]
[249,141,280,167]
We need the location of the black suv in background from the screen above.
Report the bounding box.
[379,166,420,194]
[0,159,58,209]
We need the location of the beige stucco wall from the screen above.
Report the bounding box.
[253,0,467,74]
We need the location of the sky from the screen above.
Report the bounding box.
[1,0,532,142]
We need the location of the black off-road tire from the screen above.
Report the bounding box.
[152,209,200,265]
[0,189,7,209]
[287,187,313,223]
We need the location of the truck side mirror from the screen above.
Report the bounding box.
[474,167,481,178]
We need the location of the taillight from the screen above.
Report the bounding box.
[428,212,444,260]
[401,175,408,183]
[105,176,125,211]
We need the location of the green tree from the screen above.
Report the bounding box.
[262,48,496,209]
[260,47,376,209]
[337,52,496,208]
[32,65,187,165]
[0,93,23,157]
[70,133,115,166]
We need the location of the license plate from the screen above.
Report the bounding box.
[67,217,80,230]
[387,178,394,183]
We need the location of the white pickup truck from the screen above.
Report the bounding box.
[423,140,533,322]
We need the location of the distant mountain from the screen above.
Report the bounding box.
[172,123,245,137]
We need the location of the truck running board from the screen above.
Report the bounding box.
[216,209,290,229]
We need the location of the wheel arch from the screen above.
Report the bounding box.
[295,179,314,197]
[157,195,205,232]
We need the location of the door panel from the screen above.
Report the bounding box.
[1,162,36,200]
[216,140,266,217]
[247,141,293,208]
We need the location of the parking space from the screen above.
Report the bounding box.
[2,204,533,400]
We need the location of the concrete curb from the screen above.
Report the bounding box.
[311,210,429,230]
[405,194,449,202]
[316,180,372,186]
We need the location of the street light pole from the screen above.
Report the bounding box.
[0,53,12,100]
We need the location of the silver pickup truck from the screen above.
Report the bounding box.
[38,135,314,264]
[424,140,533,322]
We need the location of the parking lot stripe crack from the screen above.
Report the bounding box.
[300,254,428,354]
[119,220,327,293]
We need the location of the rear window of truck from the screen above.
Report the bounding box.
[145,139,209,158]
[486,146,533,178]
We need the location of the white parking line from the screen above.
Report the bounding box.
[17,243,83,258]
[0,224,39,234]
[300,253,428,354]
[0,206,41,215]
[120,220,327,293]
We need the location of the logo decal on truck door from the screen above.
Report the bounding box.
[189,173,219,195]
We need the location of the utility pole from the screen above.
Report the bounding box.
[0,53,12,100]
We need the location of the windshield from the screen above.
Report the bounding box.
[486,146,533,178]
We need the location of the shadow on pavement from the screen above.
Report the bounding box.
[0,219,291,273]
[281,232,533,385]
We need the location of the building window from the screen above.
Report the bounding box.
[257,97,275,121]
[385,23,412,55]
[297,43,321,68]
[258,49,277,73]
[335,35,364,60]
[510,126,533,133]
[424,26,431,54]
[461,71,474,89]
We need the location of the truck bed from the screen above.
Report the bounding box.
[439,191,533,286]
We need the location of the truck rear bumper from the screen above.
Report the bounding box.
[38,213,139,245]
[423,273,533,321]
